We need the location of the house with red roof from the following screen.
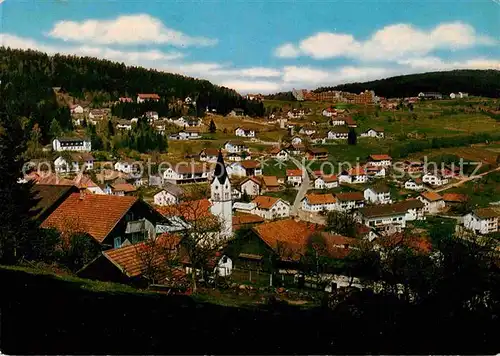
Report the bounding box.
[368,154,392,167]
[314,175,338,189]
[339,167,368,184]
[137,93,160,103]
[252,195,291,220]
[41,192,166,249]
[286,169,304,187]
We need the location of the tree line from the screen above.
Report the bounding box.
[315,69,500,98]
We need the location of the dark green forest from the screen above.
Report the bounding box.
[0,47,265,142]
[315,70,500,98]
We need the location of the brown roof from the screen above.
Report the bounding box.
[201,148,219,156]
[262,175,279,187]
[420,192,443,202]
[41,193,138,243]
[252,195,282,210]
[377,233,432,254]
[171,164,209,174]
[240,160,261,169]
[359,201,414,218]
[253,219,320,261]
[156,199,212,221]
[31,184,79,220]
[138,93,160,100]
[329,126,349,133]
[304,193,336,205]
[233,214,265,228]
[307,148,328,155]
[473,208,500,219]
[321,175,338,183]
[347,167,366,176]
[286,169,303,177]
[335,192,364,201]
[367,184,390,193]
[442,193,468,203]
[102,234,182,278]
[397,199,425,210]
[111,183,137,193]
[68,152,94,162]
[369,154,392,161]
[344,117,357,125]
[241,176,262,187]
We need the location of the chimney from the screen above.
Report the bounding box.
[79,188,86,200]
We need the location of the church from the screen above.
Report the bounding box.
[209,150,233,239]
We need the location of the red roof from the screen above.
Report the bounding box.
[252,195,282,210]
[41,193,138,243]
[233,214,265,229]
[420,192,443,202]
[369,154,392,161]
[378,233,432,254]
[304,193,336,205]
[442,193,468,203]
[138,93,160,100]
[111,183,137,193]
[286,169,303,177]
[253,219,320,261]
[103,234,182,277]
[156,199,212,221]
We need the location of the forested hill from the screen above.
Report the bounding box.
[315,70,500,98]
[0,47,243,114]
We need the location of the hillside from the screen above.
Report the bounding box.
[315,70,500,98]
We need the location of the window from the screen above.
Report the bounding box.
[114,237,122,249]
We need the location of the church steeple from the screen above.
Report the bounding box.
[212,149,229,185]
[210,149,233,238]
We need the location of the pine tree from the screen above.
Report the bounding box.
[209,119,217,133]
[0,87,40,263]
[49,118,62,139]
[107,119,115,137]
[347,128,357,145]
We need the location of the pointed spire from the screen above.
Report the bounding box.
[213,149,229,184]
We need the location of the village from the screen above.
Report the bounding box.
[21,87,500,301]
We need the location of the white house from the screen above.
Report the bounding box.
[214,255,233,277]
[54,153,94,173]
[145,111,159,121]
[199,148,219,162]
[252,196,290,220]
[240,177,262,197]
[235,127,256,138]
[335,192,365,211]
[169,116,202,127]
[52,137,91,152]
[418,192,445,214]
[329,118,346,126]
[368,154,392,167]
[227,161,262,177]
[358,205,407,232]
[178,128,201,140]
[463,208,499,235]
[224,141,248,154]
[228,109,245,117]
[364,185,392,205]
[286,169,303,187]
[137,93,160,103]
[162,164,210,184]
[360,128,385,138]
[153,184,185,206]
[365,165,386,179]
[327,127,349,140]
[404,178,425,191]
[116,120,133,131]
[268,147,289,161]
[301,194,337,212]
[291,136,303,145]
[299,127,316,136]
[314,175,339,189]
[70,104,84,115]
[399,199,426,221]
[422,172,449,187]
[287,109,306,119]
[339,167,368,184]
[450,92,469,99]
[322,107,338,117]
[114,160,138,174]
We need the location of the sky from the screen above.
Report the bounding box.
[0,0,499,94]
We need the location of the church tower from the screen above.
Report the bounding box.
[210,150,232,238]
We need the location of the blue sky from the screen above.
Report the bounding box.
[0,0,499,93]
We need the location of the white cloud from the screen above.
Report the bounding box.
[274,43,300,58]
[47,14,217,47]
[275,22,496,61]
[0,33,184,64]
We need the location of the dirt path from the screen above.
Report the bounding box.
[433,165,500,193]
